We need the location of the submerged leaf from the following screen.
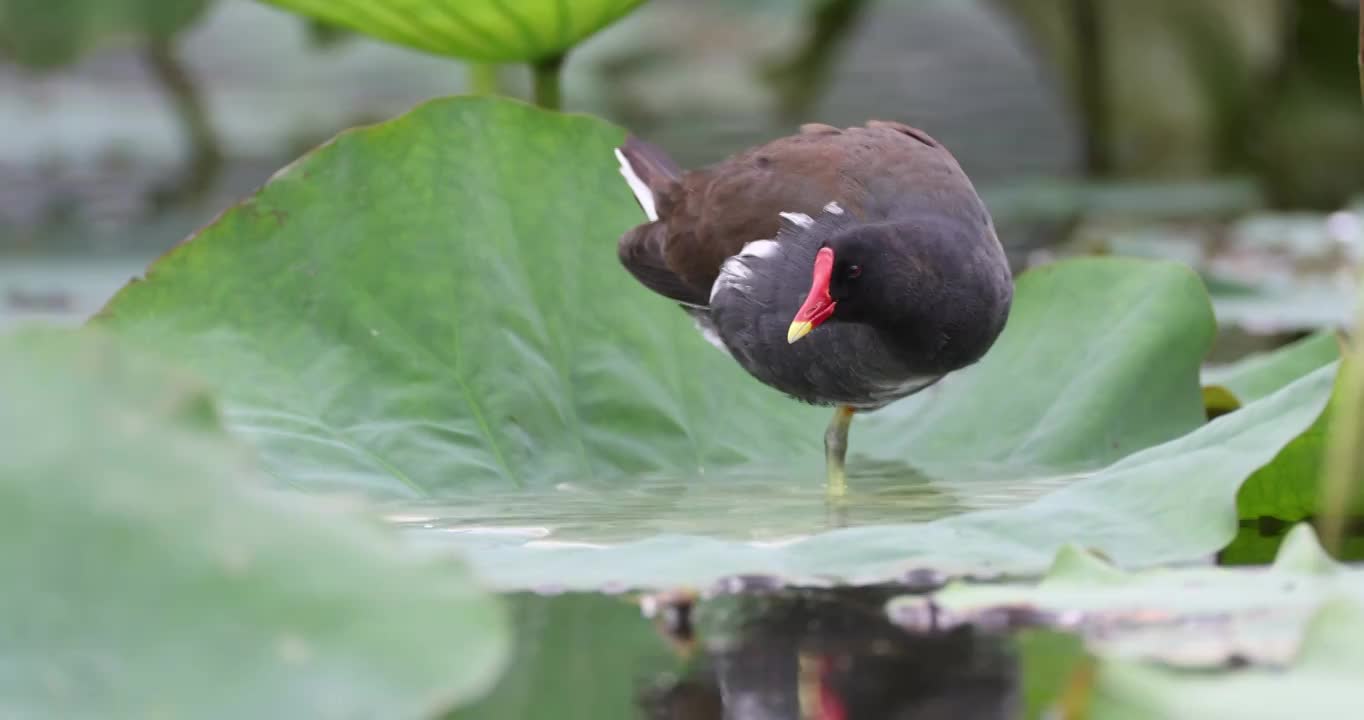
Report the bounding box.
[0,328,508,717]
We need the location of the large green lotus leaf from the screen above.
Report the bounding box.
[0,327,508,718]
[100,97,821,498]
[97,97,1328,590]
[0,0,210,69]
[445,364,1333,589]
[257,0,646,63]
[856,257,1211,471]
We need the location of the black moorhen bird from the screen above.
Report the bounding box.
[614,121,1013,493]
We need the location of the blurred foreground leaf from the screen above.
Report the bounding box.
[0,328,508,718]
[902,525,1356,667]
[1093,599,1364,720]
[894,525,1364,718]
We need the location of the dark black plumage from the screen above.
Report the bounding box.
[614,121,1013,411]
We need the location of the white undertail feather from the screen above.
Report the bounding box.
[614,148,658,222]
[779,211,814,228]
[693,317,731,356]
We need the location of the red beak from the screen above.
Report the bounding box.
[788,247,836,344]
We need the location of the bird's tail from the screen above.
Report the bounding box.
[614,136,680,223]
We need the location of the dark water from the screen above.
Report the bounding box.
[455,586,1086,720]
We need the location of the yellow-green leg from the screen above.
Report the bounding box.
[824,405,856,496]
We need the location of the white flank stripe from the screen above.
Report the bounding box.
[823,201,844,215]
[614,148,658,221]
[724,259,752,281]
[711,256,753,303]
[693,318,731,355]
[779,211,814,228]
[739,239,781,259]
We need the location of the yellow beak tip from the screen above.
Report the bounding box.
[787,321,814,344]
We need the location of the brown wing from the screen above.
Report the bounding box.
[863,119,945,149]
[617,222,711,307]
[616,121,955,307]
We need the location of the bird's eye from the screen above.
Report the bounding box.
[846,264,862,280]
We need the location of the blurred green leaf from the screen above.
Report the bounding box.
[1093,598,1364,719]
[905,524,1355,667]
[302,16,357,49]
[0,0,211,68]
[0,327,509,718]
[257,0,647,62]
[1015,629,1093,720]
[96,96,1330,590]
[897,526,1364,718]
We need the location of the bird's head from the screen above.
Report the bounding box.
[785,214,1013,361]
[786,228,894,344]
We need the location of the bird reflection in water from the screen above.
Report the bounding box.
[638,585,1019,720]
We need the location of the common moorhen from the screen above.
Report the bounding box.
[614,121,1013,493]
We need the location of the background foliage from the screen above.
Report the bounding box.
[0,0,1360,717]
